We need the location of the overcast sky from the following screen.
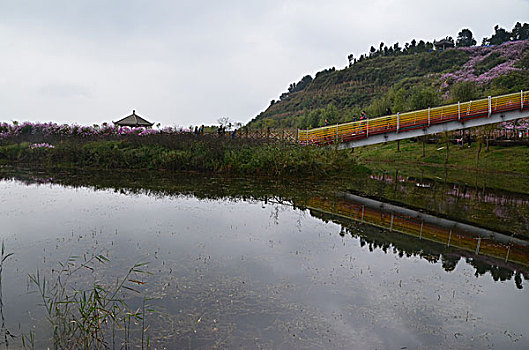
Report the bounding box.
[1,0,528,127]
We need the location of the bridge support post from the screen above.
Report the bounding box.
[397,113,400,132]
[428,108,431,127]
[366,119,369,137]
[458,102,461,121]
[522,90,524,111]
[361,206,365,222]
[488,96,492,117]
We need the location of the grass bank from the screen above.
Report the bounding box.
[3,130,527,178]
[0,134,366,177]
[353,138,529,175]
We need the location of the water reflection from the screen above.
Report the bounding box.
[1,165,528,290]
[370,172,529,210]
[1,165,529,348]
[348,167,529,237]
[305,192,528,289]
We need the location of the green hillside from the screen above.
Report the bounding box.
[248,24,529,129]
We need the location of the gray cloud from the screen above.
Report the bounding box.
[1,0,528,126]
[38,83,91,98]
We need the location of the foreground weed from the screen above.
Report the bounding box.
[25,253,151,349]
[0,241,15,347]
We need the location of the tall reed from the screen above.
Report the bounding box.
[24,253,151,349]
[0,241,14,347]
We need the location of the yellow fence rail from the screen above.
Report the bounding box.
[307,196,529,267]
[298,90,529,146]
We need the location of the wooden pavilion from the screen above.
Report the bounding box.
[434,38,455,51]
[113,110,154,127]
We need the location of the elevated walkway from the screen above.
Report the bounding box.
[298,91,529,149]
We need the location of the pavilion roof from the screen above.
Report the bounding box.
[113,110,154,127]
[434,38,455,46]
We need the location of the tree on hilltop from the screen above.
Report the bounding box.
[483,25,511,45]
[512,22,529,40]
[456,28,476,47]
[347,54,354,67]
[217,116,232,127]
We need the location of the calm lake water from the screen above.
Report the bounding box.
[0,166,528,349]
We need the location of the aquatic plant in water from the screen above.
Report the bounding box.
[0,242,14,347]
[24,254,152,349]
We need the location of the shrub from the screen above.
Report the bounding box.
[474,52,507,75]
[451,81,480,102]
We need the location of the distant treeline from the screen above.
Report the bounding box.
[351,22,529,65]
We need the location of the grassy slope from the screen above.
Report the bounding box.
[353,139,529,175]
[252,51,468,126]
[249,41,529,128]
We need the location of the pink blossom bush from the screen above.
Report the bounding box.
[502,118,529,130]
[29,143,55,149]
[0,121,188,140]
[440,40,529,84]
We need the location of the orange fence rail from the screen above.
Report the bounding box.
[298,90,529,146]
[307,196,529,267]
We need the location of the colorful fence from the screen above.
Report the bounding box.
[306,195,529,267]
[298,91,529,146]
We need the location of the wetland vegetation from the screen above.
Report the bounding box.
[0,127,363,177]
